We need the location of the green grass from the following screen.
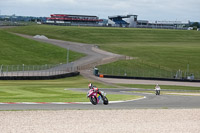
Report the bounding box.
[0,29,85,65]
[5,25,200,75]
[0,75,142,102]
[118,84,200,91]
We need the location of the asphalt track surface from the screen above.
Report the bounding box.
[14,33,123,67]
[1,33,200,110]
[1,88,200,110]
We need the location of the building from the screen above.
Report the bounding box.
[108,14,189,29]
[46,14,103,26]
[147,21,188,29]
[108,15,137,27]
[0,14,46,26]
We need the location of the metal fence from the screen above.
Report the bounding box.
[0,55,126,77]
[0,63,76,77]
[97,66,200,80]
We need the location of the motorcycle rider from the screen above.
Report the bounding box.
[88,83,93,89]
[155,84,161,95]
[88,83,108,105]
[88,83,101,94]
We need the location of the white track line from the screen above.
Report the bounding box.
[0,97,146,105]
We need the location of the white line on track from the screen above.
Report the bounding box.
[0,97,146,105]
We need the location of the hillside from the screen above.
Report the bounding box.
[0,29,84,65]
[4,25,200,75]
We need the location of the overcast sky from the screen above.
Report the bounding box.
[0,0,199,22]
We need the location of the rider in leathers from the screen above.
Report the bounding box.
[88,83,102,96]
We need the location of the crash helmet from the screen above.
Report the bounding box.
[88,83,93,89]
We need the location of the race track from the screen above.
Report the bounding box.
[1,33,200,110]
[1,88,200,110]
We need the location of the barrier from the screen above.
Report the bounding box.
[0,71,80,80]
[101,74,200,82]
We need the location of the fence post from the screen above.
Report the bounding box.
[53,65,55,75]
[6,65,8,76]
[53,65,56,75]
[48,65,51,76]
[33,65,35,76]
[62,64,64,74]
[11,65,13,76]
[55,64,57,75]
[50,65,52,75]
[16,65,19,76]
[22,64,24,76]
[45,64,47,76]
[39,65,42,76]
[27,65,29,76]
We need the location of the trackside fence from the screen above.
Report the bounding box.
[0,55,126,78]
[0,63,77,77]
[97,66,200,81]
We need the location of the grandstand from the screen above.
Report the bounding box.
[108,15,137,27]
[46,14,103,26]
[108,14,188,29]
[140,21,189,29]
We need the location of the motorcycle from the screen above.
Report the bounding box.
[155,90,161,95]
[87,88,109,105]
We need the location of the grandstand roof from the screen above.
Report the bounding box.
[51,14,98,17]
[108,15,137,19]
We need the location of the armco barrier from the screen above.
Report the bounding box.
[100,74,200,82]
[0,71,80,80]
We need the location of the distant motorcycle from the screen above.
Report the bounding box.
[87,87,109,105]
[155,84,161,95]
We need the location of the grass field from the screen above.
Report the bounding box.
[5,25,200,75]
[0,76,142,102]
[4,25,200,102]
[0,29,85,65]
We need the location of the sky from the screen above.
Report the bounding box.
[0,0,199,22]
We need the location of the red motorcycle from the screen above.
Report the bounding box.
[87,86,108,105]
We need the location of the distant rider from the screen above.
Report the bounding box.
[155,84,161,95]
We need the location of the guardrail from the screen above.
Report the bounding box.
[97,66,200,81]
[0,63,76,77]
[0,55,131,80]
